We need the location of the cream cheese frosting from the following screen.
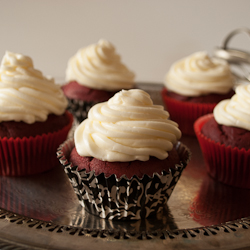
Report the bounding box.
[65,39,135,91]
[164,51,234,96]
[74,89,181,162]
[214,83,250,131]
[0,51,68,124]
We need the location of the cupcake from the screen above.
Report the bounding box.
[162,51,235,136]
[58,89,190,220]
[0,51,73,176]
[194,83,250,189]
[62,39,135,123]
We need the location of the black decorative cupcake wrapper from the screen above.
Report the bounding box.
[66,98,96,123]
[57,139,190,220]
[71,202,178,232]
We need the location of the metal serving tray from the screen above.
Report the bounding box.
[0,84,250,250]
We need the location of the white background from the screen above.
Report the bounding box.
[0,0,250,83]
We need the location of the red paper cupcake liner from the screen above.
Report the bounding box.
[0,111,73,176]
[161,88,216,136]
[194,114,250,189]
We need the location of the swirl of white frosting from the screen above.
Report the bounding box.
[0,51,68,124]
[65,39,135,91]
[214,83,250,130]
[164,51,234,96]
[74,89,181,162]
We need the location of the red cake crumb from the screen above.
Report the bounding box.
[70,147,180,178]
[201,117,250,150]
[0,113,70,139]
[166,89,235,104]
[62,81,117,102]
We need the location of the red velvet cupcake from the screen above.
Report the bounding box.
[194,83,250,188]
[58,89,190,220]
[0,51,73,176]
[162,51,235,136]
[62,39,135,123]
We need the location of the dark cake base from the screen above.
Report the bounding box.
[0,113,70,139]
[62,81,117,102]
[201,117,250,150]
[70,147,180,178]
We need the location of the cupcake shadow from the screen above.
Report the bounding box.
[0,166,80,222]
[189,173,250,226]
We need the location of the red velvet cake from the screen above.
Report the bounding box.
[201,116,250,150]
[70,147,180,178]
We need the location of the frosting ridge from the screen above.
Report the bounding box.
[74,89,181,162]
[66,39,135,91]
[214,83,250,130]
[164,51,234,96]
[0,51,68,124]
